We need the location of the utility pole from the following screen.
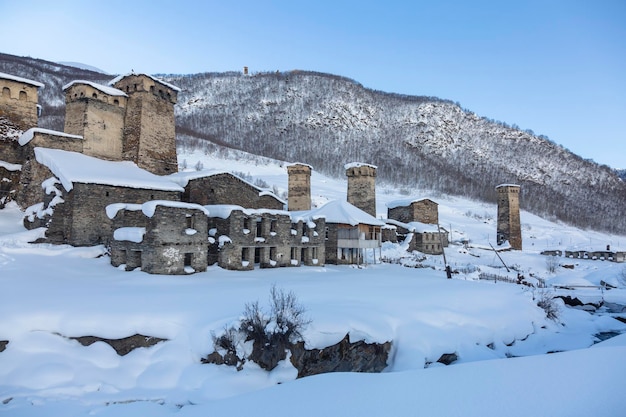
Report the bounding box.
[438,224,452,279]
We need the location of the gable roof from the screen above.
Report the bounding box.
[308,200,385,226]
[34,148,184,192]
[387,198,438,209]
[108,73,181,92]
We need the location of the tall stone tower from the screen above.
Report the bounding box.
[63,81,127,161]
[346,162,377,217]
[0,72,43,130]
[111,74,179,175]
[287,163,312,211]
[496,184,522,250]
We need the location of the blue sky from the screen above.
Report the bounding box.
[2,0,625,168]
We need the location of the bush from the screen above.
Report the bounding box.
[211,285,310,371]
[535,289,560,321]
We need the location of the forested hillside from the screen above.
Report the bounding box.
[1,53,624,234]
[167,71,626,234]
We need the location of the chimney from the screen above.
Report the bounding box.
[346,162,377,217]
[287,163,312,211]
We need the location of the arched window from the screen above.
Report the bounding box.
[92,93,98,99]
[19,91,27,101]
[114,99,119,105]
[2,87,10,98]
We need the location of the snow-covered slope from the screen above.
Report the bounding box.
[1,145,626,416]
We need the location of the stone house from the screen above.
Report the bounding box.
[309,199,384,265]
[171,170,285,210]
[385,219,448,255]
[387,198,439,225]
[108,201,210,274]
[25,148,183,246]
[205,205,325,271]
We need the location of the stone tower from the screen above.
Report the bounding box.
[287,163,312,211]
[0,72,43,130]
[496,184,522,250]
[111,74,179,175]
[346,162,377,217]
[63,81,127,161]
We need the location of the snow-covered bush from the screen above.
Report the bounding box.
[210,285,310,371]
[535,289,560,321]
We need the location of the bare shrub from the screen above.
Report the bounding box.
[545,256,559,273]
[535,289,560,321]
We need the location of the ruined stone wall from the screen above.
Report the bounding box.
[496,185,522,250]
[387,206,412,225]
[215,210,325,271]
[113,75,178,175]
[287,164,311,211]
[185,174,283,209]
[140,206,209,274]
[346,164,377,217]
[64,84,126,161]
[0,78,39,130]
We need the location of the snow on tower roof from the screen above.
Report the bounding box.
[308,200,385,226]
[62,80,127,97]
[496,184,520,188]
[108,73,181,92]
[345,162,377,170]
[34,148,184,193]
[286,162,313,169]
[0,72,44,88]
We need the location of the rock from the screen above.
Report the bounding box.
[290,333,392,378]
[70,334,167,356]
[437,352,458,365]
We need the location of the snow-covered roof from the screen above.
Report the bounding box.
[18,128,83,146]
[386,198,437,209]
[204,204,290,219]
[141,200,210,218]
[308,200,386,226]
[108,73,181,92]
[286,162,313,169]
[34,148,185,193]
[0,72,44,88]
[344,162,377,170]
[496,184,520,188]
[385,218,440,233]
[62,80,127,97]
[169,170,286,204]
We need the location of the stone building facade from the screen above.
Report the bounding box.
[287,163,312,211]
[346,162,377,217]
[0,72,43,130]
[24,148,183,246]
[207,206,325,271]
[109,202,210,274]
[63,81,127,161]
[387,198,439,225]
[496,184,522,250]
[110,74,179,175]
[175,171,285,210]
[384,219,448,255]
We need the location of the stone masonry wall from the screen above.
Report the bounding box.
[184,173,284,210]
[64,84,126,161]
[496,185,522,250]
[55,184,180,246]
[0,78,39,131]
[287,164,311,211]
[346,165,377,217]
[113,75,178,175]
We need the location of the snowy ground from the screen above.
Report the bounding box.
[1,146,625,416]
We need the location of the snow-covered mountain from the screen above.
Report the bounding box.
[1,53,624,234]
